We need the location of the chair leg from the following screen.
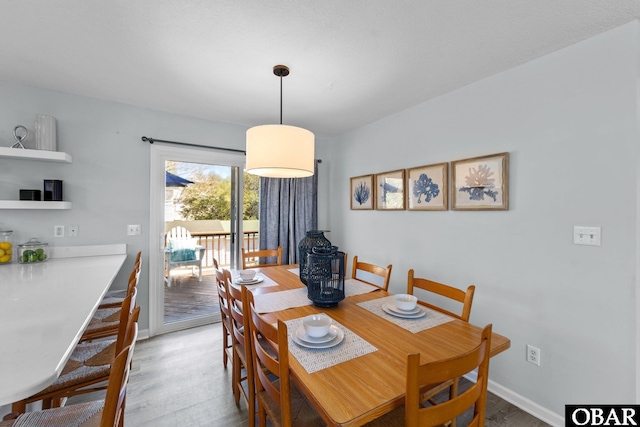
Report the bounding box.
[232,348,241,405]
[448,378,459,427]
[222,326,229,368]
[248,376,256,427]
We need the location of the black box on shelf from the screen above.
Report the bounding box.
[43,180,63,201]
[19,189,41,201]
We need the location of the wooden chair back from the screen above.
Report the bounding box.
[215,268,233,368]
[215,268,232,327]
[227,275,248,350]
[114,289,138,354]
[405,324,492,427]
[101,323,139,427]
[229,285,256,422]
[246,289,293,426]
[407,269,475,322]
[351,255,393,291]
[241,246,282,269]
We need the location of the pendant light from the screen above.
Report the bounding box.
[246,65,315,178]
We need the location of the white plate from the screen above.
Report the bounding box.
[235,277,264,285]
[291,326,345,349]
[386,303,421,315]
[382,303,427,319]
[295,325,338,344]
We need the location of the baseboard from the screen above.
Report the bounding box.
[488,379,564,426]
[137,328,151,341]
[463,371,564,426]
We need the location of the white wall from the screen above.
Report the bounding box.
[0,82,248,331]
[328,22,639,421]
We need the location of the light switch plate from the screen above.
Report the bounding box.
[127,224,141,236]
[573,226,601,246]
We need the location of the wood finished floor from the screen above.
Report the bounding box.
[62,323,549,427]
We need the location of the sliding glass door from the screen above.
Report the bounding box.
[149,144,245,336]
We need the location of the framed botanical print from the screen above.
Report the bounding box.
[451,152,509,210]
[350,174,374,210]
[375,169,405,210]
[406,162,448,211]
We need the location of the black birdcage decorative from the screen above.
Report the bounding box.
[298,230,331,285]
[306,246,345,308]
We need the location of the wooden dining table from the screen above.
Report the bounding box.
[245,264,511,427]
[0,252,126,406]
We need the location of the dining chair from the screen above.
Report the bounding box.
[2,326,138,427]
[100,251,142,309]
[407,269,475,322]
[227,278,256,426]
[241,246,282,269]
[81,281,134,342]
[10,289,140,415]
[246,289,325,427]
[365,324,493,427]
[351,255,393,291]
[215,268,233,369]
[407,269,476,419]
[81,259,143,342]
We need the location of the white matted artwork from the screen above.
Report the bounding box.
[375,169,405,210]
[451,152,509,210]
[406,162,448,211]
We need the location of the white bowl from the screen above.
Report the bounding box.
[303,314,332,338]
[393,294,418,311]
[239,269,256,281]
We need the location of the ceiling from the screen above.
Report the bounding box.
[1,1,639,138]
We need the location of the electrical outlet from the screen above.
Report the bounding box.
[127,225,141,236]
[69,225,79,237]
[526,344,541,366]
[54,225,64,238]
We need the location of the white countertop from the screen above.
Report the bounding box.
[0,254,127,406]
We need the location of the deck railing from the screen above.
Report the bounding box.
[192,230,258,268]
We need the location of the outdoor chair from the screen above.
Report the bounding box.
[165,226,205,287]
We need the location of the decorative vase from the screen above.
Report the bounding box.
[298,230,331,285]
[306,246,345,307]
[35,114,57,151]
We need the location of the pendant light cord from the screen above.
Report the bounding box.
[279,73,283,125]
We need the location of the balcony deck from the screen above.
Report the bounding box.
[164,268,219,324]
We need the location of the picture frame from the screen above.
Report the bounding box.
[350,174,374,210]
[375,169,405,210]
[406,162,448,211]
[451,152,509,210]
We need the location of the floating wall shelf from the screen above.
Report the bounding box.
[0,201,72,210]
[0,147,72,163]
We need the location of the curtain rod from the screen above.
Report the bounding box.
[141,136,246,154]
[141,136,322,163]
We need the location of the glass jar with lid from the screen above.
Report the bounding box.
[0,230,13,264]
[17,238,48,263]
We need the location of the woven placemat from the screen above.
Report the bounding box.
[357,296,454,333]
[285,317,377,374]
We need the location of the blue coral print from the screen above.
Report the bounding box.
[459,164,499,201]
[353,181,371,205]
[412,173,440,204]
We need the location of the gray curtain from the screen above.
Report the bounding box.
[259,162,318,264]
